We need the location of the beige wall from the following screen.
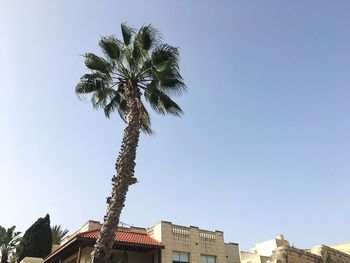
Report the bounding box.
[60,221,102,246]
[240,251,269,263]
[251,236,289,257]
[226,243,241,263]
[332,244,350,256]
[80,247,92,263]
[250,239,350,263]
[20,258,44,263]
[148,221,240,263]
[309,245,350,263]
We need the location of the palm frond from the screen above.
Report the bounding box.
[104,90,127,121]
[121,23,134,46]
[0,226,21,251]
[75,73,108,99]
[99,36,122,61]
[81,72,111,82]
[141,44,186,95]
[84,53,111,74]
[155,68,187,96]
[91,88,116,110]
[51,225,69,245]
[144,83,183,116]
[136,99,152,134]
[141,120,152,134]
[135,25,160,51]
[75,73,118,112]
[153,60,171,72]
[123,46,133,71]
[131,43,142,71]
[131,26,158,71]
[151,44,179,68]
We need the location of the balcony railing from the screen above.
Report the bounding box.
[199,231,216,241]
[172,226,190,237]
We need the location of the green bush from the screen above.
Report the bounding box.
[16,214,52,262]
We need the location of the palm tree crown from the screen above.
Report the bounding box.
[51,225,69,245]
[76,23,186,133]
[0,226,21,263]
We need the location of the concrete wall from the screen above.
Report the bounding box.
[148,221,240,263]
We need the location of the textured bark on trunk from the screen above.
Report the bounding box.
[90,82,141,263]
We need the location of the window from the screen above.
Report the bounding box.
[172,252,189,263]
[200,255,216,263]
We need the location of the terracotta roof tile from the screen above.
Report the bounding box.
[77,229,164,248]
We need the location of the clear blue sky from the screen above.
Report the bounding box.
[1,0,349,251]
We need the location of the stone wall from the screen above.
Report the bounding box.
[148,221,240,263]
[332,243,350,255]
[309,245,350,263]
[269,246,322,263]
[268,244,350,263]
[245,235,350,263]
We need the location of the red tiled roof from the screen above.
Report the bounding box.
[77,229,164,248]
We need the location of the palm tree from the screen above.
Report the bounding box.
[0,226,21,263]
[51,225,69,245]
[76,23,186,263]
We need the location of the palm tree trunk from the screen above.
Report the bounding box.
[1,248,8,263]
[90,83,141,263]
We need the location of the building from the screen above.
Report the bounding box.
[44,220,240,263]
[239,251,269,263]
[147,221,240,263]
[45,221,164,263]
[331,243,350,256]
[240,235,350,263]
[240,235,287,263]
